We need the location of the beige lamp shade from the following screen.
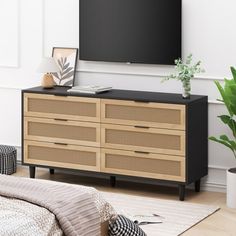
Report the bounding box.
[37,57,59,73]
[37,57,59,88]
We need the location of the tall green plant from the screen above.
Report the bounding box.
[209,67,236,159]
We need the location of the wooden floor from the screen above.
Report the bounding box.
[14,166,236,236]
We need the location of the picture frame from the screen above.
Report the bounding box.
[52,47,78,87]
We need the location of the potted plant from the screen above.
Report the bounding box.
[209,67,236,208]
[162,54,204,98]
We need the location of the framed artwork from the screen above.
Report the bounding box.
[52,47,78,87]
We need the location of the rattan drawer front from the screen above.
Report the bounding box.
[24,93,100,122]
[24,141,100,171]
[25,117,100,147]
[101,99,185,130]
[101,149,185,182]
[101,124,185,156]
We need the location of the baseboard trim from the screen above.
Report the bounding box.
[208,165,229,170]
[201,182,226,193]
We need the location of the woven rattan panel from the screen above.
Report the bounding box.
[105,129,181,150]
[28,122,96,142]
[28,98,96,117]
[105,154,181,176]
[28,145,97,166]
[106,104,181,124]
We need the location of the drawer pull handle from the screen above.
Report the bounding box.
[54,118,68,122]
[54,142,68,146]
[134,151,150,155]
[134,125,150,129]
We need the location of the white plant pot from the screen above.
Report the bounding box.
[227,168,236,208]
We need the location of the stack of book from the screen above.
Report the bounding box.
[67,85,112,94]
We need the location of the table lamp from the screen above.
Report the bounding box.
[37,57,59,88]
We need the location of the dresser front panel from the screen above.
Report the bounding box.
[24,93,100,122]
[24,141,100,171]
[24,117,100,147]
[101,99,185,130]
[101,124,185,156]
[101,149,185,182]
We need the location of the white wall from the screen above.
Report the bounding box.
[0,0,235,192]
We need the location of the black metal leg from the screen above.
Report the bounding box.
[29,166,36,178]
[195,179,201,192]
[49,168,55,174]
[110,176,116,187]
[179,184,185,201]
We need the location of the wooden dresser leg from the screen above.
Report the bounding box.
[195,179,201,192]
[49,168,55,174]
[29,166,36,178]
[110,176,116,187]
[179,184,185,201]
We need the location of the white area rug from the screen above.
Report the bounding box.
[102,192,220,236]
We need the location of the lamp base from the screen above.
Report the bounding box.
[41,74,55,88]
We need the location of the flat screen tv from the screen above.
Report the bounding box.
[79,0,181,65]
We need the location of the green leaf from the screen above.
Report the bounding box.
[230,106,236,116]
[219,115,231,123]
[218,115,236,137]
[225,79,235,96]
[231,67,236,82]
[219,135,230,141]
[215,80,233,116]
[229,140,236,150]
[209,137,234,152]
[228,84,236,95]
[219,135,236,150]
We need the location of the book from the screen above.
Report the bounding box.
[120,211,163,225]
[67,85,112,94]
[67,90,105,94]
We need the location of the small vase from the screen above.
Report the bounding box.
[182,79,191,99]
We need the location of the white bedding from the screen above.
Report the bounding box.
[0,196,63,236]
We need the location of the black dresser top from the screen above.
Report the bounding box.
[22,86,207,105]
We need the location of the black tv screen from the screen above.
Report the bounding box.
[79,0,181,65]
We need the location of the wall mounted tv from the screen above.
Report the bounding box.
[79,0,182,65]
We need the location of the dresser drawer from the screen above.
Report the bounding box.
[24,93,100,122]
[24,117,100,147]
[101,124,185,156]
[24,141,100,171]
[101,149,185,182]
[101,99,185,130]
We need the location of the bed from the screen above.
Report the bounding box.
[0,175,116,236]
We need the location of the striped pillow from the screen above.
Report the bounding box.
[109,215,147,236]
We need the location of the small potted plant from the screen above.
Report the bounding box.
[162,54,204,98]
[209,67,236,208]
